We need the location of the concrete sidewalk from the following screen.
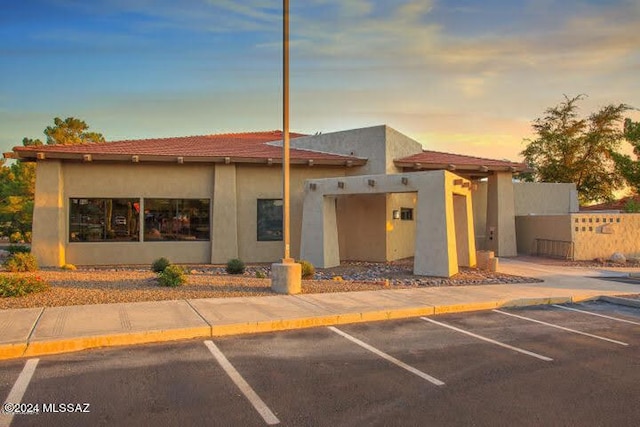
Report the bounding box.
[1,258,639,360]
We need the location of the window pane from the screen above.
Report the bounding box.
[144,199,210,241]
[257,199,283,241]
[69,198,140,242]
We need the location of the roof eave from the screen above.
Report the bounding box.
[12,150,367,167]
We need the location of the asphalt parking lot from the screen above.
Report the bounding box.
[1,301,639,427]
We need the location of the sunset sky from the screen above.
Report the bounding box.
[2,0,639,161]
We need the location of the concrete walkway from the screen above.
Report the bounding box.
[1,258,639,360]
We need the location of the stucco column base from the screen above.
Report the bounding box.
[271,261,301,295]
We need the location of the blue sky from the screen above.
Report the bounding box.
[1,0,639,160]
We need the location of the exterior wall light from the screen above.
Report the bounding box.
[392,210,400,220]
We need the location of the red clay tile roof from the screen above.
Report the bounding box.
[580,195,640,211]
[12,131,366,165]
[395,150,528,172]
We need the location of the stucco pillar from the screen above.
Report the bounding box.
[211,164,239,263]
[453,193,476,267]
[32,160,65,267]
[300,192,339,268]
[414,174,458,277]
[485,171,517,256]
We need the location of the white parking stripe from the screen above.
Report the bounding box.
[420,317,553,362]
[327,326,445,386]
[551,304,640,326]
[493,310,629,346]
[204,341,280,425]
[1,358,39,427]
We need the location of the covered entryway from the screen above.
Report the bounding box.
[300,170,476,277]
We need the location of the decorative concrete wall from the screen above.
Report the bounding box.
[572,213,640,260]
[515,213,640,260]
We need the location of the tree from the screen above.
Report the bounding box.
[611,118,640,195]
[0,117,105,239]
[44,117,104,145]
[520,95,631,204]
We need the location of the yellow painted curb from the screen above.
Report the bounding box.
[22,326,212,358]
[434,301,500,315]
[0,343,28,360]
[501,296,571,308]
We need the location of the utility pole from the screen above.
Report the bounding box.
[271,0,301,294]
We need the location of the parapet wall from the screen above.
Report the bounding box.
[516,213,640,260]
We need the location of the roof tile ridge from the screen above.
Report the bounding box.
[420,148,524,164]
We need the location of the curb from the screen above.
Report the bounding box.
[0,295,609,361]
[598,295,640,308]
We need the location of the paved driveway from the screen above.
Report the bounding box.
[1,301,639,426]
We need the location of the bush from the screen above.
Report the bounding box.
[151,257,171,273]
[4,253,38,272]
[9,232,23,244]
[61,264,77,270]
[0,275,49,297]
[255,270,267,279]
[23,232,32,243]
[226,258,245,275]
[299,260,315,279]
[157,264,186,287]
[6,245,31,254]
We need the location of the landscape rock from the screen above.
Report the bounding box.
[610,252,627,264]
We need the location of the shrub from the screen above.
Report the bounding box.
[23,232,32,243]
[9,232,23,244]
[0,275,49,297]
[299,260,315,279]
[6,245,31,254]
[61,264,77,271]
[151,257,171,273]
[255,270,267,279]
[226,258,245,275]
[4,253,38,272]
[157,264,186,287]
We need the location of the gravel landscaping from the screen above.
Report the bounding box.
[0,259,542,310]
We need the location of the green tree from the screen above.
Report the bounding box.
[44,117,104,145]
[0,117,105,238]
[611,118,640,195]
[520,95,631,204]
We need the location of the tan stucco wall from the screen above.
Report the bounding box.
[336,194,387,262]
[32,160,66,266]
[235,164,346,263]
[572,213,640,260]
[287,125,422,176]
[472,181,488,250]
[515,215,572,255]
[513,182,578,215]
[485,172,517,256]
[385,192,417,261]
[516,213,640,260]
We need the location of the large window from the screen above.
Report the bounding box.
[257,199,283,241]
[144,199,210,241]
[69,198,140,242]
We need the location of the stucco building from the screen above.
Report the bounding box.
[9,125,578,275]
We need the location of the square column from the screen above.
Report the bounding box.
[211,164,239,263]
[300,193,339,268]
[485,171,517,256]
[32,160,66,267]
